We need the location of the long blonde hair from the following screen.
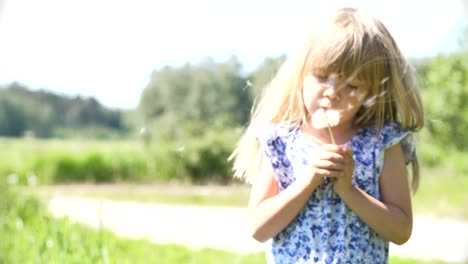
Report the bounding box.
[230,8,424,191]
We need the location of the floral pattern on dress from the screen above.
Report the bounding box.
[255,122,414,264]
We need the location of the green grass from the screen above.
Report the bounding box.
[3,138,467,263]
[5,184,465,264]
[389,257,461,264]
[2,184,264,264]
[413,167,468,219]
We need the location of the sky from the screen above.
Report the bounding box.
[0,0,466,110]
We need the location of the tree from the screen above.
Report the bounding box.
[423,51,468,150]
[138,56,251,129]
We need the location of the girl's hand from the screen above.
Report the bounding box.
[304,145,348,188]
[331,146,355,195]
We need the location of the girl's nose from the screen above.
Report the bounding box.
[323,84,340,100]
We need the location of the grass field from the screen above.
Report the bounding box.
[3,183,462,264]
[3,137,467,263]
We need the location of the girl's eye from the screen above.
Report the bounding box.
[315,74,328,82]
[346,83,359,90]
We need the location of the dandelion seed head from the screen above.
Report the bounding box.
[325,110,340,127]
[312,109,341,129]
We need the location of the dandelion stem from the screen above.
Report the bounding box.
[327,124,336,144]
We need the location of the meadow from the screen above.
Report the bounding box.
[2,184,462,264]
[1,137,467,263]
[2,136,467,218]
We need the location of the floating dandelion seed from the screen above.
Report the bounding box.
[27,172,37,186]
[363,91,387,108]
[7,174,18,185]
[380,77,389,85]
[16,218,24,230]
[176,146,185,152]
[176,146,185,158]
[46,239,54,249]
[243,80,253,89]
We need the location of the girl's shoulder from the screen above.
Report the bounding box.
[253,122,297,141]
[356,122,415,164]
[357,123,410,142]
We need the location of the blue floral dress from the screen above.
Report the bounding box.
[255,122,415,264]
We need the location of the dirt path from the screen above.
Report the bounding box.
[48,196,468,263]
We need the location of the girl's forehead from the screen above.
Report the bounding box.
[310,64,383,87]
[310,70,367,84]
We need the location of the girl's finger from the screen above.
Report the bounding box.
[315,160,346,171]
[318,151,345,163]
[317,169,344,178]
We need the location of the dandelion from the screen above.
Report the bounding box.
[325,110,340,144]
[312,109,341,144]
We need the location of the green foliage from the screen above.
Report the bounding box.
[0,128,240,185]
[139,56,252,127]
[421,51,468,151]
[247,55,287,98]
[1,47,467,179]
[0,83,127,138]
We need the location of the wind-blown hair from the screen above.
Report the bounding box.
[229,8,424,191]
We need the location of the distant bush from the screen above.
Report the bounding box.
[0,127,241,185]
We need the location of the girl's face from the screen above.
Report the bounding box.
[302,73,368,129]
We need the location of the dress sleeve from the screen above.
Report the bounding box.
[379,123,416,165]
[252,123,285,181]
[253,123,277,159]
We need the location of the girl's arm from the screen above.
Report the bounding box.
[248,145,346,242]
[334,143,413,245]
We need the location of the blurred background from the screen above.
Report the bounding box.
[0,0,467,263]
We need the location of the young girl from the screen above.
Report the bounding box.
[230,8,424,263]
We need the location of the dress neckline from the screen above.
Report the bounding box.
[297,126,367,148]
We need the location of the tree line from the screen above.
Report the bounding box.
[0,83,124,138]
[0,49,467,151]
